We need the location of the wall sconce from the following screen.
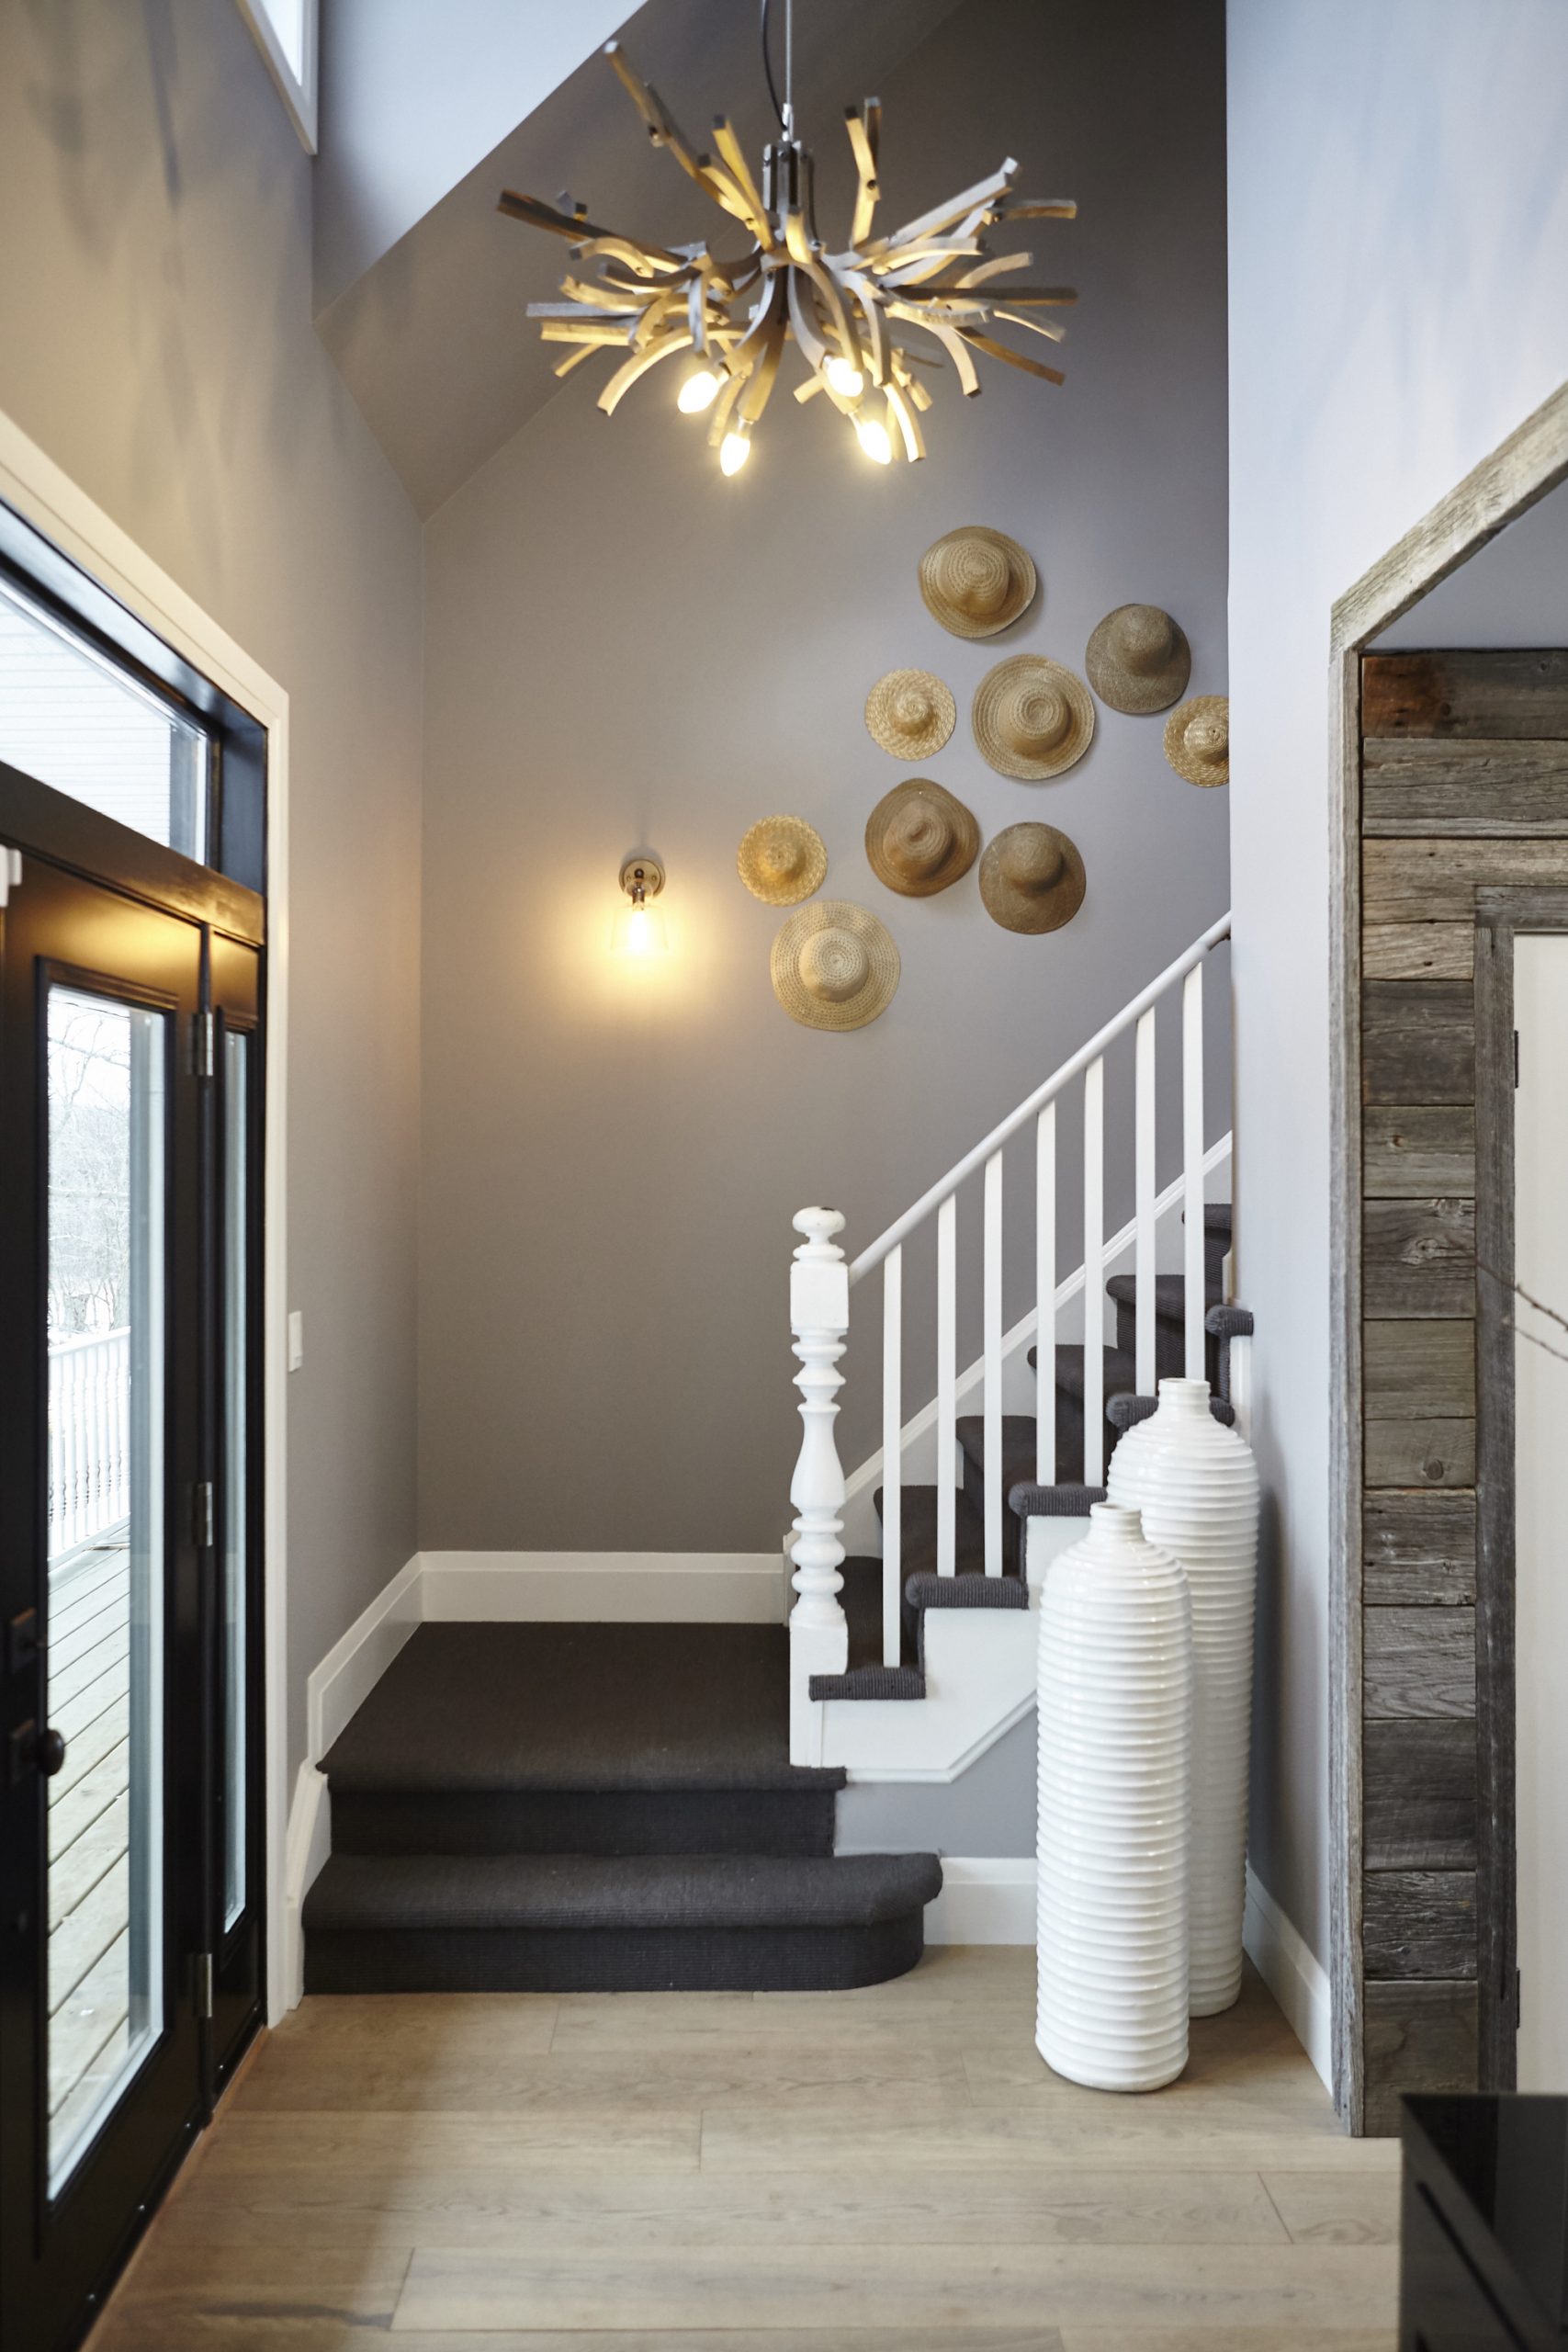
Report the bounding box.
[615,854,669,957]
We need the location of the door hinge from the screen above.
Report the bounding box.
[191,1010,216,1080]
[192,1481,215,1549]
[193,1952,213,2021]
[0,848,20,909]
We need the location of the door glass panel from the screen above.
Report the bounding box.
[0,574,208,861]
[46,985,166,2194]
[222,1028,249,1931]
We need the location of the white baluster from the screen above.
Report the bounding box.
[1183,960,1205,1380]
[936,1192,957,1576]
[984,1151,1003,1575]
[882,1246,902,1668]
[1036,1103,1055,1485]
[1083,1057,1105,1487]
[93,1342,107,1532]
[1134,1006,1156,1395]
[787,1207,849,1761]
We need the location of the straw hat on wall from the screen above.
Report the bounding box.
[864,780,978,898]
[919,526,1037,639]
[771,899,900,1031]
[737,814,827,905]
[978,822,1086,934]
[973,654,1095,780]
[1085,605,1190,714]
[865,668,957,760]
[1163,695,1230,786]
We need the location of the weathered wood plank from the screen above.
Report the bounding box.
[1363,1982,1479,2136]
[1362,1200,1474,1317]
[1364,836,1568,922]
[1363,1608,1475,1720]
[1360,981,1474,1104]
[1363,736,1568,832]
[1361,923,1473,981]
[1363,1321,1474,1419]
[1361,1873,1476,1982]
[1362,1106,1475,1199]
[1364,1720,1476,1870]
[1364,1419,1474,1489]
[1363,650,1568,739]
[1362,1491,1476,1607]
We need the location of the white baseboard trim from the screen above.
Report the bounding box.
[420,1550,789,1623]
[1243,1861,1333,2093]
[282,1761,331,2008]
[921,1856,1037,1945]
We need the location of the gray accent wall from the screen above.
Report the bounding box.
[0,0,424,1782]
[418,0,1231,1558]
[838,1716,1037,1859]
[1227,0,1568,1973]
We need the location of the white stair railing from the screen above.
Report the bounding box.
[48,1325,130,1562]
[786,914,1232,1684]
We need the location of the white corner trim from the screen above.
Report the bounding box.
[281,1762,330,2009]
[1243,1862,1333,2092]
[420,1551,789,1623]
[921,1856,1037,1945]
[307,1552,423,1761]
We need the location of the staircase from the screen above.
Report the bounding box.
[304,1622,940,1993]
[785,912,1242,1768]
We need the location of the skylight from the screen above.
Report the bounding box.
[236,0,318,153]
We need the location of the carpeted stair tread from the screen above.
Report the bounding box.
[320,1623,841,1797]
[817,1555,925,1699]
[1105,1269,1223,1319]
[305,1849,942,1936]
[956,1413,1042,1496]
[873,1481,986,1577]
[1022,1340,1136,1399]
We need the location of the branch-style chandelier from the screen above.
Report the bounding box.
[497,0,1077,478]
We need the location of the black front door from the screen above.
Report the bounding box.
[0,837,263,2350]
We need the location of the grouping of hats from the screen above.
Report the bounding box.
[734,526,1225,1029]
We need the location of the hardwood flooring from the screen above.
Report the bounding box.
[92,1949,1400,2351]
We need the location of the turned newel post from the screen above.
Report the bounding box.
[787,1206,849,1759]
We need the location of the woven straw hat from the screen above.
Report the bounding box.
[973,654,1095,780]
[1085,604,1190,715]
[919,526,1037,640]
[978,822,1086,934]
[865,668,956,760]
[737,814,827,905]
[1163,695,1229,786]
[771,899,900,1031]
[864,780,978,898]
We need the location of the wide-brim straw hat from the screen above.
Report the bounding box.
[771,899,900,1031]
[919,526,1037,639]
[973,654,1095,780]
[1163,695,1229,786]
[979,821,1086,934]
[1086,605,1191,715]
[865,668,956,760]
[864,779,979,898]
[737,814,827,905]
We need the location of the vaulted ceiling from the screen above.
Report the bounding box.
[315,0,966,516]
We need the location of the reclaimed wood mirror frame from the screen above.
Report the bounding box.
[1329,380,1568,2133]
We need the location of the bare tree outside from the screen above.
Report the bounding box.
[47,991,132,1338]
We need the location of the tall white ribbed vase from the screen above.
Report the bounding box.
[1035,1500,1192,2092]
[1108,1377,1260,2016]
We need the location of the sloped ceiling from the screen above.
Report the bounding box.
[315,0,966,517]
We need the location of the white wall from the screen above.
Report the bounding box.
[1377,476,1568,649]
[1227,0,1568,1967]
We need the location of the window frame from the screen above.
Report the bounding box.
[234,0,319,155]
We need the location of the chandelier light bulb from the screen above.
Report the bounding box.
[719,428,752,477]
[854,413,894,466]
[824,355,864,399]
[676,365,723,414]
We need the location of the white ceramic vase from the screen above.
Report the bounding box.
[1107,1376,1260,2016]
[1035,1499,1192,2092]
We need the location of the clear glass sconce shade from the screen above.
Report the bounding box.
[614,900,670,957]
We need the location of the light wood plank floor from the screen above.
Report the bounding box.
[93,1949,1401,2351]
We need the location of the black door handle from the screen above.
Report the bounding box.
[7,1721,66,1787]
[37,1727,66,1779]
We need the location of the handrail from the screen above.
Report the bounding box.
[847,911,1231,1285]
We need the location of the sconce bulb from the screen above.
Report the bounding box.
[824,356,864,399]
[854,413,894,465]
[677,365,723,414]
[718,428,752,477]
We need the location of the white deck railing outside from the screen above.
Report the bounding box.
[49,1326,130,1562]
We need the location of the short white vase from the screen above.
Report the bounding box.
[1107,1376,1260,2016]
[1035,1499,1192,2093]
